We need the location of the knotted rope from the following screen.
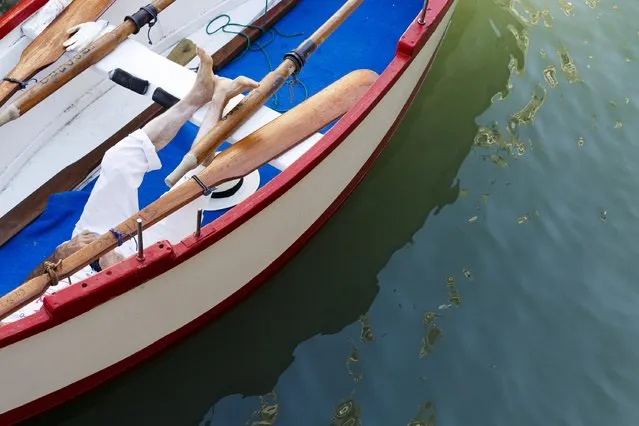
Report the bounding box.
[44,259,63,287]
[206,0,309,112]
[3,77,38,89]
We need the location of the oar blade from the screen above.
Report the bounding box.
[208,69,379,182]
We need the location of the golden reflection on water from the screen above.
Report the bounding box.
[407,401,437,426]
[517,214,530,224]
[558,47,580,83]
[330,398,361,426]
[246,392,279,426]
[359,314,374,343]
[511,84,547,125]
[544,65,559,87]
[557,0,574,16]
[346,346,363,383]
[420,312,443,358]
[584,0,600,8]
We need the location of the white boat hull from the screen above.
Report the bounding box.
[0,0,457,422]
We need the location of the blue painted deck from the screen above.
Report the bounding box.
[0,0,423,295]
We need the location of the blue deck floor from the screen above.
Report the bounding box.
[0,0,423,295]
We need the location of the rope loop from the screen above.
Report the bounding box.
[110,228,125,246]
[3,77,37,89]
[205,0,308,113]
[142,5,159,45]
[44,259,63,287]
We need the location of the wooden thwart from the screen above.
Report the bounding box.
[0,69,379,321]
[0,0,299,248]
[168,0,365,187]
[0,0,116,108]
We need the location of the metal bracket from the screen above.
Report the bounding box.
[418,0,429,25]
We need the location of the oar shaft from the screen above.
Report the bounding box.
[309,0,363,45]
[0,69,377,321]
[19,28,132,113]
[0,0,176,126]
[165,60,297,186]
[165,0,364,186]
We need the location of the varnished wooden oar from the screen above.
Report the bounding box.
[0,0,116,108]
[0,0,177,126]
[0,69,377,321]
[164,0,364,187]
[0,0,299,248]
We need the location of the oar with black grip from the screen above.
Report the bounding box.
[0,69,378,321]
[164,0,364,187]
[108,67,183,109]
[0,0,178,127]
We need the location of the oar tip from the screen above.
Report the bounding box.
[0,104,20,127]
[165,153,198,188]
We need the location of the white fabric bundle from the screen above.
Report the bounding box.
[21,0,73,39]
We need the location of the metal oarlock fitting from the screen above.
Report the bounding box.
[136,218,144,261]
[418,0,429,25]
[195,209,203,238]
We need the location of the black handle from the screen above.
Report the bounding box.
[152,87,180,109]
[109,68,149,95]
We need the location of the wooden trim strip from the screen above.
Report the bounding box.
[0,0,299,248]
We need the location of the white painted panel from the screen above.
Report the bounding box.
[0,0,278,216]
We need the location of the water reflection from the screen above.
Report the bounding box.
[330,398,361,426]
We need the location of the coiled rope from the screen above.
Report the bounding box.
[206,0,309,112]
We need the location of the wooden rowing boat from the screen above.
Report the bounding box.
[0,0,458,422]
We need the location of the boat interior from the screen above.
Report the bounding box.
[0,0,424,295]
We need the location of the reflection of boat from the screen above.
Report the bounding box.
[0,0,457,423]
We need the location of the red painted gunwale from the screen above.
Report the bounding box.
[0,0,454,422]
[0,0,47,40]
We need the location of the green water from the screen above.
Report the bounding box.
[0,0,20,17]
[26,0,639,424]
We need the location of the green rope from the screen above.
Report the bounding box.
[206,0,308,112]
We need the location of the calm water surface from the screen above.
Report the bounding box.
[27,0,639,424]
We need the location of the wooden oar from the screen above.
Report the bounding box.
[0,0,116,108]
[0,0,177,126]
[0,68,377,321]
[164,0,364,187]
[0,0,298,248]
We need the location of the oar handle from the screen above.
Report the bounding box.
[165,0,364,186]
[309,0,363,45]
[150,0,176,12]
